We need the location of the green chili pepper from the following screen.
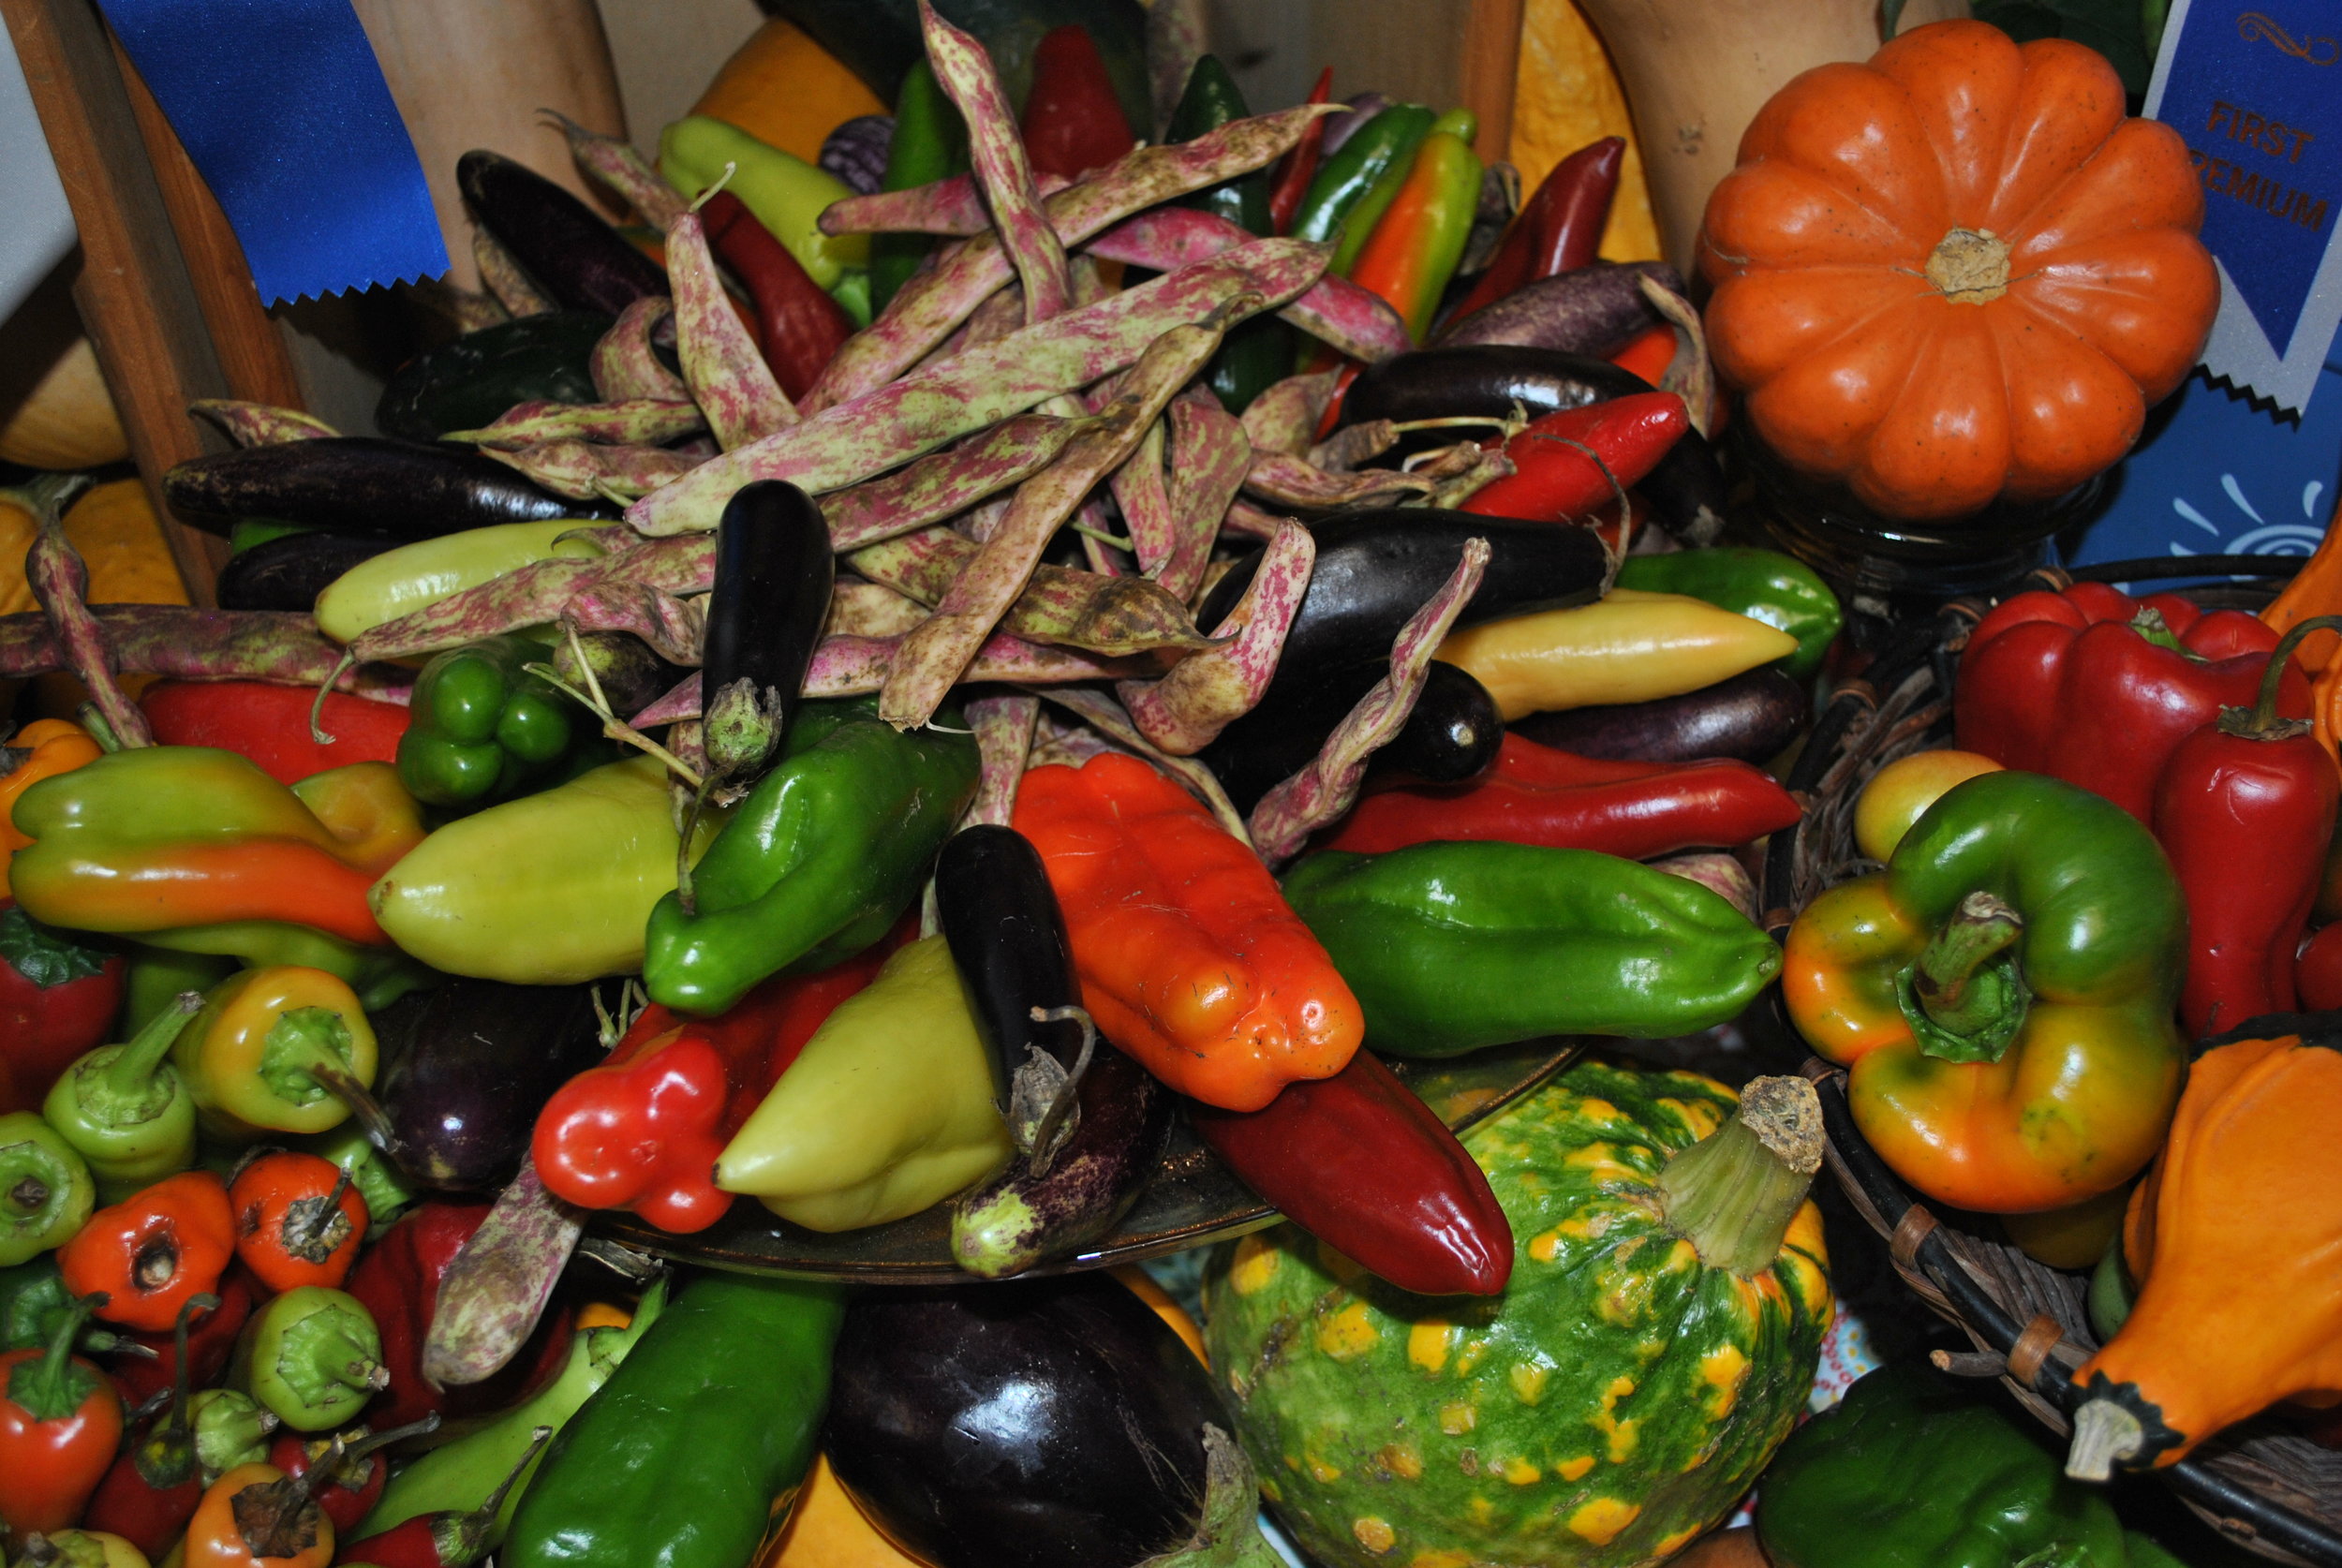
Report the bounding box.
[643,697,979,1016]
[503,1273,843,1568]
[1164,54,1289,413]
[660,115,870,314]
[1283,841,1784,1055]
[396,635,604,810]
[1289,104,1435,252]
[41,992,204,1202]
[0,1257,135,1356]
[871,59,970,314]
[230,1284,387,1431]
[1616,548,1845,681]
[363,1280,666,1546]
[313,520,607,647]
[0,1112,95,1267]
[1328,107,1472,279]
[120,947,236,1038]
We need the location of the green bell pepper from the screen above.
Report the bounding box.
[1615,547,1844,680]
[397,635,603,809]
[42,992,202,1202]
[871,59,970,314]
[1289,103,1435,253]
[660,115,870,315]
[1282,841,1783,1055]
[1758,1364,2183,1568]
[229,1284,386,1431]
[503,1273,843,1568]
[643,697,979,1016]
[0,1112,94,1266]
[1165,54,1287,413]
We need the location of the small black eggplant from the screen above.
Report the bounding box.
[1511,665,1811,766]
[937,825,1172,1278]
[456,151,670,318]
[699,481,836,783]
[1341,345,1728,542]
[1202,658,1505,813]
[825,1274,1265,1568]
[340,979,603,1191]
[215,532,398,612]
[164,438,614,538]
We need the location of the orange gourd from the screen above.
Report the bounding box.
[693,18,886,167]
[2261,504,2342,672]
[1699,20,2217,521]
[2065,1018,2342,1478]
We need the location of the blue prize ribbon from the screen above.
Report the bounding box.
[94,0,448,305]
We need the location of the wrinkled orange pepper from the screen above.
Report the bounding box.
[0,719,102,896]
[1011,753,1363,1112]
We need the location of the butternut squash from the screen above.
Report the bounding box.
[0,333,129,472]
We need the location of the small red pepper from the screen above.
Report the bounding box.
[0,1294,124,1535]
[531,935,900,1232]
[1320,732,1802,860]
[2154,615,2342,1036]
[1459,392,1690,524]
[111,1265,256,1409]
[141,682,408,787]
[229,1153,367,1294]
[57,1172,235,1335]
[82,1293,251,1559]
[1189,1050,1511,1295]
[0,898,126,1116]
[1610,321,1677,385]
[1955,580,2312,824]
[340,1202,572,1433]
[265,1416,436,1537]
[1018,24,1137,181]
[1267,67,1335,235]
[700,190,853,405]
[1447,134,1626,321]
[2298,924,2342,1012]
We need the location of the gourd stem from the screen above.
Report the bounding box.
[2066,1398,2143,1481]
[1911,892,2023,1037]
[1655,1076,1823,1277]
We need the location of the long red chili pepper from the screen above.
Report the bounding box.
[1267,67,1335,235]
[1445,134,1625,321]
[699,190,853,405]
[1459,392,1688,523]
[1018,24,1136,181]
[1320,732,1801,860]
[1189,1050,1511,1295]
[1529,134,1625,279]
[2155,614,2342,1036]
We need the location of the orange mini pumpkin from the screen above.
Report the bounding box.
[1700,21,2217,520]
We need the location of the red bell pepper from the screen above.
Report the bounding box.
[699,190,853,405]
[340,1201,572,1433]
[1447,134,1626,321]
[1319,732,1802,860]
[530,930,904,1232]
[0,898,126,1116]
[1459,391,1689,524]
[2298,923,2342,1012]
[141,682,408,786]
[1188,1049,1511,1295]
[1954,580,2312,824]
[1267,67,1335,235]
[0,1293,123,1535]
[1018,24,1136,181]
[2154,615,2342,1036]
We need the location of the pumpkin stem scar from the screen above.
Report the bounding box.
[1925,228,2011,304]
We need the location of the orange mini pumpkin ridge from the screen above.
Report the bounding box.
[1699,21,2217,520]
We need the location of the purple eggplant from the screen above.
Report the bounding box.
[164,437,615,538]
[820,115,894,196]
[1203,657,1503,813]
[1431,259,1683,357]
[700,481,836,783]
[1322,91,1391,156]
[1511,665,1811,765]
[456,150,669,318]
[824,1274,1263,1568]
[215,532,398,613]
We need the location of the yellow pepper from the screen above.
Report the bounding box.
[1434,588,1798,720]
[715,936,1012,1232]
[173,966,379,1140]
[0,719,102,895]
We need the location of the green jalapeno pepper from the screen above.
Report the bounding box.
[1289,103,1435,255]
[1616,548,1845,681]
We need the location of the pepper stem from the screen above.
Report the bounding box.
[6,1292,107,1422]
[437,1424,554,1565]
[101,992,204,1105]
[133,1291,219,1487]
[1898,891,2031,1064]
[1653,1077,1824,1277]
[2222,612,2342,739]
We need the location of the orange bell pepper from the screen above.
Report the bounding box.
[182,1461,334,1568]
[0,719,102,896]
[1010,753,1363,1112]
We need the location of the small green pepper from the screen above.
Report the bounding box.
[660,115,869,303]
[120,947,236,1038]
[1289,103,1435,253]
[42,993,203,1201]
[294,1126,415,1235]
[870,59,970,314]
[188,1388,277,1482]
[0,1112,95,1266]
[230,1284,387,1431]
[1616,548,1845,681]
[397,635,589,809]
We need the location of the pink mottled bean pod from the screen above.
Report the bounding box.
[593,298,687,403]
[1119,519,1313,755]
[669,205,795,447]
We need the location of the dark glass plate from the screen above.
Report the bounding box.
[600,1038,1583,1283]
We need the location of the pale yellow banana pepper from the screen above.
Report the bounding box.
[1435,588,1798,720]
[715,935,1013,1232]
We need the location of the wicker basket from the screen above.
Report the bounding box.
[1758,557,2342,1568]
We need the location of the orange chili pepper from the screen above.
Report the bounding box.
[230,1152,367,1294]
[1345,127,1483,342]
[58,1171,237,1334]
[182,1461,334,1568]
[0,720,102,898]
[1010,753,1364,1112]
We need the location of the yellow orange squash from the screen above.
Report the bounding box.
[693,17,886,167]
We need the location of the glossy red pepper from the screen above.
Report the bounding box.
[0,1294,124,1535]
[2298,923,2342,1012]
[1267,67,1334,235]
[111,1265,256,1409]
[340,1201,573,1433]
[334,1427,548,1568]
[700,190,853,405]
[57,1171,235,1334]
[1017,23,1136,181]
[1447,134,1625,321]
[1189,1050,1511,1295]
[531,935,900,1231]
[1610,321,1676,384]
[82,1294,257,1560]
[265,1418,435,1537]
[0,898,126,1116]
[1955,580,2312,824]
[1459,391,1689,523]
[141,682,408,787]
[2154,616,2342,1036]
[1320,732,1802,859]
